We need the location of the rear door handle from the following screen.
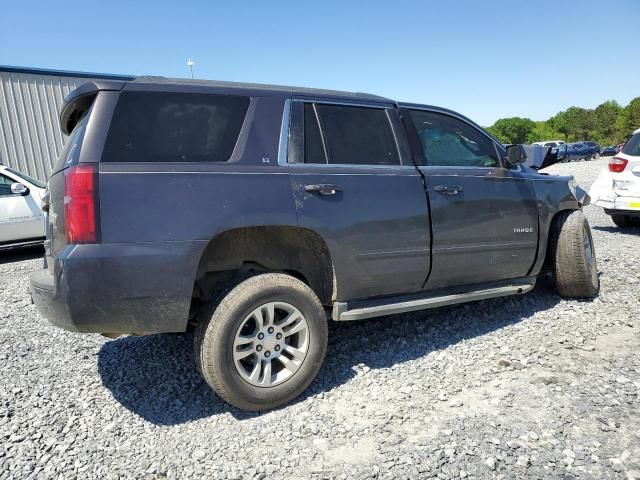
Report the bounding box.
[304,184,342,196]
[433,185,463,196]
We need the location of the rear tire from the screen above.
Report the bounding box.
[194,273,328,411]
[549,210,599,298]
[611,215,640,228]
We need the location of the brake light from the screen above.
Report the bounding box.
[609,157,628,173]
[64,164,98,243]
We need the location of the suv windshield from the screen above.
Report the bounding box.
[622,133,640,156]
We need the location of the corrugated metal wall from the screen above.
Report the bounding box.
[0,71,98,181]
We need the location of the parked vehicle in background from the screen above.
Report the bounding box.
[30,77,599,411]
[522,143,568,169]
[590,128,640,227]
[533,140,565,147]
[600,145,618,157]
[566,142,597,161]
[617,144,625,152]
[583,141,600,158]
[0,165,46,250]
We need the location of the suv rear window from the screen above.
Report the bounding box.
[102,92,249,163]
[622,133,640,156]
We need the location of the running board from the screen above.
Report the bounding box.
[332,279,536,321]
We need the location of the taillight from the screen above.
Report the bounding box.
[64,164,98,243]
[608,157,628,173]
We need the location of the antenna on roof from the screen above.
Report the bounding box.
[186,58,194,79]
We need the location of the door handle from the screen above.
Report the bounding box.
[304,184,342,196]
[433,185,463,195]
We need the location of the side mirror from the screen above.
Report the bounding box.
[10,183,29,196]
[505,144,528,166]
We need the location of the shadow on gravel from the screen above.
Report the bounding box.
[0,245,44,265]
[593,225,639,234]
[98,276,565,425]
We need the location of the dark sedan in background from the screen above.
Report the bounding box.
[566,142,598,161]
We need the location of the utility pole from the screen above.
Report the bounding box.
[187,58,194,79]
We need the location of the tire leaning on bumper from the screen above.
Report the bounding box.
[194,273,328,411]
[549,210,599,298]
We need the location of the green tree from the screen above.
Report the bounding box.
[527,121,563,143]
[615,97,640,142]
[486,117,536,144]
[549,107,596,142]
[594,100,622,144]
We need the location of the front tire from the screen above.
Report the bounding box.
[194,273,328,411]
[549,210,599,298]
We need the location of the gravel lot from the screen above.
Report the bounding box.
[1,158,639,480]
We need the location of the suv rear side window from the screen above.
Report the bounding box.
[102,92,249,163]
[622,133,640,156]
[310,104,400,166]
[408,110,499,168]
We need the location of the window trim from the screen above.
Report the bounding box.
[282,98,413,169]
[403,106,506,169]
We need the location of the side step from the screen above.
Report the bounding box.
[332,278,536,321]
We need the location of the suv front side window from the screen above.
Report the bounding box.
[408,110,500,168]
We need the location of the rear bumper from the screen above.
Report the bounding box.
[29,241,206,334]
[594,195,640,212]
[30,268,75,331]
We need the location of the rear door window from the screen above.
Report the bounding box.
[102,92,250,163]
[308,104,400,166]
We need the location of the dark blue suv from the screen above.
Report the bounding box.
[30,77,598,410]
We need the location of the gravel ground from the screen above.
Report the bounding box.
[1,158,639,480]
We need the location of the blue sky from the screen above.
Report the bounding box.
[2,0,639,126]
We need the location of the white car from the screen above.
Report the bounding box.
[590,128,640,227]
[533,140,565,147]
[0,165,46,249]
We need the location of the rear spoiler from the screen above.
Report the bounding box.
[59,80,128,135]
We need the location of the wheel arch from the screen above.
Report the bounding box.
[192,225,335,308]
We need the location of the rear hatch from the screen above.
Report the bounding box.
[43,82,124,273]
[613,133,640,197]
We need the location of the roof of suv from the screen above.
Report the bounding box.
[130,76,393,102]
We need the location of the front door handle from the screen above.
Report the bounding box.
[304,184,342,196]
[433,185,463,196]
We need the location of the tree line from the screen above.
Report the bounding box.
[486,97,640,146]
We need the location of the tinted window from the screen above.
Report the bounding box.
[622,133,640,156]
[313,104,400,166]
[0,174,13,196]
[54,118,87,174]
[102,92,250,163]
[409,110,499,167]
[304,104,327,164]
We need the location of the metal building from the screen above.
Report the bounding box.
[0,66,133,181]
